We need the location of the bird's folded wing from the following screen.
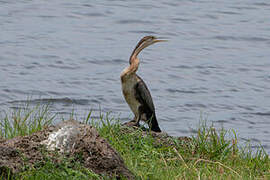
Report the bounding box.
[134,79,155,112]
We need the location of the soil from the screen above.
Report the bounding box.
[0,120,134,179]
[120,123,192,147]
[0,120,191,179]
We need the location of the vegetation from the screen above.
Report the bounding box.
[0,103,54,139]
[0,104,270,179]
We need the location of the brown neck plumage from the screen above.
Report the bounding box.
[126,39,146,74]
[129,37,147,64]
[125,36,154,75]
[127,57,139,74]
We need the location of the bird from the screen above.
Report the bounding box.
[120,36,167,132]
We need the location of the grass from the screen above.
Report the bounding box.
[0,103,54,139]
[95,117,270,179]
[1,104,270,179]
[18,156,100,180]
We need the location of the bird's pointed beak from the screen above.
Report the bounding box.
[153,37,168,43]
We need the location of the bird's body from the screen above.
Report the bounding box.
[121,72,141,117]
[120,36,166,132]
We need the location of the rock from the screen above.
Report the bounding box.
[0,120,134,179]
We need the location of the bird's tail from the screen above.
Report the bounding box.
[148,113,161,132]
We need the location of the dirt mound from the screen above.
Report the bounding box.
[0,120,134,179]
[120,124,192,147]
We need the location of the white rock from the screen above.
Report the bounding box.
[42,125,80,153]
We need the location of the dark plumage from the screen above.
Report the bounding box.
[134,76,161,132]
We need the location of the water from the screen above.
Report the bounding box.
[1,0,270,153]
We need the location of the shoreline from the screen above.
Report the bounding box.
[0,105,269,179]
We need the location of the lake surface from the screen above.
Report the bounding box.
[1,0,270,153]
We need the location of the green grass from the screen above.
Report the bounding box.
[18,156,100,180]
[0,103,54,139]
[1,104,270,179]
[94,117,270,179]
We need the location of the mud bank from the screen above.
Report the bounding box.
[0,120,134,179]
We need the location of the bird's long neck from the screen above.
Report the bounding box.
[123,50,141,76]
[124,40,146,75]
[121,40,145,79]
[128,56,139,74]
[129,40,146,65]
[121,56,139,81]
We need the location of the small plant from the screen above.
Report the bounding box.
[190,121,235,160]
[18,156,101,180]
[0,103,55,139]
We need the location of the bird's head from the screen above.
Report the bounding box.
[129,36,167,64]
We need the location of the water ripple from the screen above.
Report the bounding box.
[215,11,242,15]
[116,19,152,25]
[253,2,270,6]
[9,98,92,106]
[129,30,157,34]
[184,103,207,108]
[166,89,198,94]
[213,36,270,43]
[250,112,270,116]
[73,12,106,17]
[48,64,80,70]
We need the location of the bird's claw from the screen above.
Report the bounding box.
[123,120,140,128]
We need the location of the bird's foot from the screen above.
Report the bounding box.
[123,120,140,128]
